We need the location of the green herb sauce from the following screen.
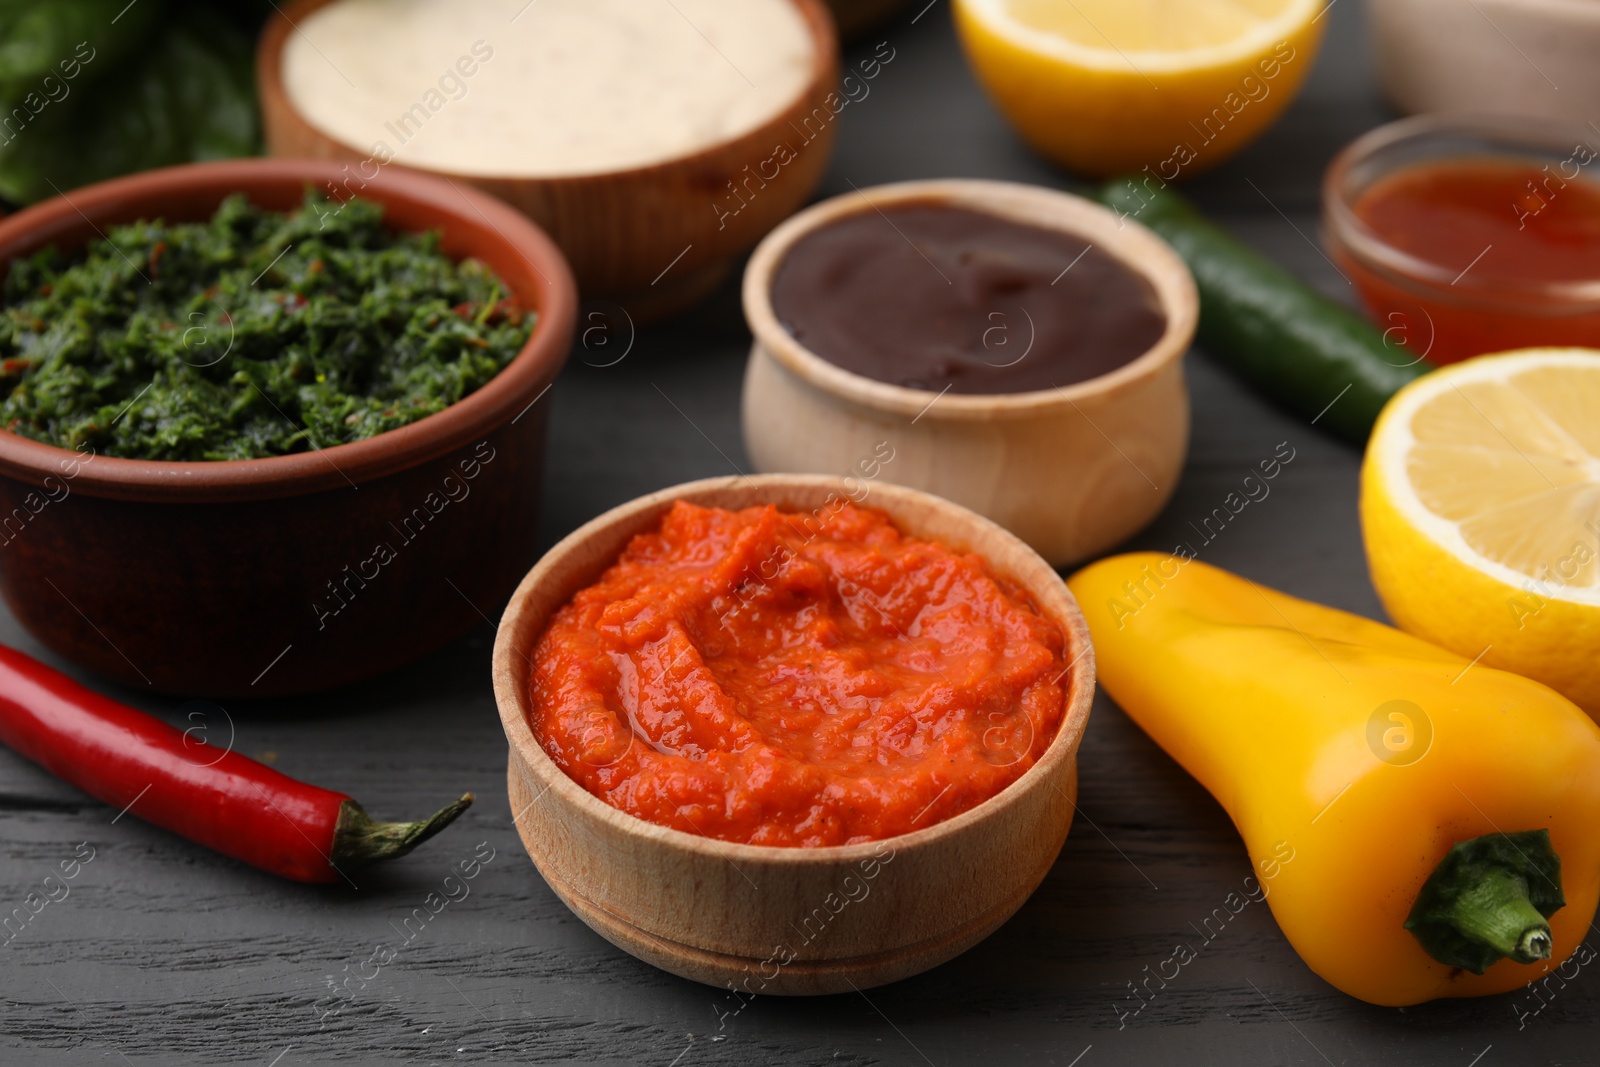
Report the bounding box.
[0,191,536,461]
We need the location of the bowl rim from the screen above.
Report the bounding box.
[741,178,1199,422]
[1322,111,1600,311]
[259,0,840,186]
[492,473,1096,865]
[0,157,577,502]
[1451,0,1600,17]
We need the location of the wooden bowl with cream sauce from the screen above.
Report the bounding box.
[492,475,1095,994]
[258,0,840,320]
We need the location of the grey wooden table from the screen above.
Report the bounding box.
[3,2,1595,1063]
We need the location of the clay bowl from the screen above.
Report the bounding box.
[493,474,1094,994]
[740,179,1199,568]
[0,159,576,698]
[258,0,840,321]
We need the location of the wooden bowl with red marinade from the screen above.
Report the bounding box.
[493,475,1095,993]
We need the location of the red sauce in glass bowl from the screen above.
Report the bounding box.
[1331,158,1600,364]
[527,500,1067,847]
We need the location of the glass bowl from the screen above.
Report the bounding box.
[1322,113,1600,365]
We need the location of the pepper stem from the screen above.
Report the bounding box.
[1444,866,1553,963]
[1405,829,1564,975]
[331,794,474,869]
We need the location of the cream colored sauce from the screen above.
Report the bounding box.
[283,0,815,177]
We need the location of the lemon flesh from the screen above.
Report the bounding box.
[1001,0,1313,59]
[953,0,1327,176]
[1362,349,1600,716]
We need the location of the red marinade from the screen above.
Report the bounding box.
[529,500,1068,847]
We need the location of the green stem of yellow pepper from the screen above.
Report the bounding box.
[1446,868,1552,962]
[1406,830,1564,975]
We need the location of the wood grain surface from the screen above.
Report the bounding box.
[3,2,1597,1064]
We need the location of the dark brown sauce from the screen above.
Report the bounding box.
[770,202,1167,395]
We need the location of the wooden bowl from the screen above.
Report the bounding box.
[492,475,1094,993]
[0,159,576,697]
[258,0,840,320]
[740,180,1198,567]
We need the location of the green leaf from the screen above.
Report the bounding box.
[0,3,260,205]
[0,0,160,98]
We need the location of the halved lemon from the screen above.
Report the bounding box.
[952,0,1327,178]
[1362,349,1600,716]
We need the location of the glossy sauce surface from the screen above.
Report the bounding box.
[529,501,1068,847]
[1356,158,1600,285]
[770,203,1167,394]
[1341,158,1600,363]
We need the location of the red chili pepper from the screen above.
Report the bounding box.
[0,645,471,884]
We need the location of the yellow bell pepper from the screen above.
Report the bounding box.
[1067,553,1600,1006]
